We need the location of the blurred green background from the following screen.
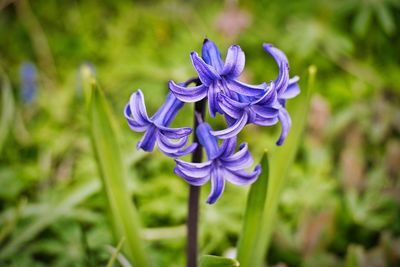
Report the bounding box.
[0,0,399,266]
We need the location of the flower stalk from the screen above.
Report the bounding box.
[187,81,206,267]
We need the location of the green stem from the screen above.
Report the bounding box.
[187,79,205,267]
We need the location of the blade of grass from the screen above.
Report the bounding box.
[0,198,27,245]
[0,69,15,153]
[106,237,126,267]
[236,151,269,266]
[199,255,239,267]
[242,66,316,267]
[87,82,151,266]
[0,178,100,259]
[106,245,133,267]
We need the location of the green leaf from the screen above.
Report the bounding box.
[88,82,151,267]
[237,151,269,266]
[199,255,239,267]
[0,70,15,153]
[345,244,365,267]
[375,3,395,35]
[106,237,126,267]
[238,66,316,267]
[353,6,372,37]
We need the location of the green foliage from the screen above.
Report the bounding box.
[237,151,269,266]
[0,70,14,153]
[199,255,239,267]
[87,81,151,266]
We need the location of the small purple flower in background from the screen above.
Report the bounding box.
[124,89,196,157]
[168,39,267,117]
[174,122,261,204]
[20,62,37,104]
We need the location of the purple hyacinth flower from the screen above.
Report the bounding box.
[124,90,197,157]
[20,62,37,104]
[168,39,267,117]
[210,82,280,139]
[263,44,300,145]
[174,123,261,204]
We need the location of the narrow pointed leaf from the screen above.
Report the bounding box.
[88,82,151,267]
[237,151,269,266]
[241,66,316,267]
[106,237,126,267]
[199,255,239,267]
[0,70,15,153]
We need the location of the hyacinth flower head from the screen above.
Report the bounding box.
[168,39,299,146]
[209,43,300,144]
[168,39,268,117]
[124,88,196,157]
[174,122,261,204]
[125,38,299,204]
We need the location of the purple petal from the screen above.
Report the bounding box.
[207,83,222,117]
[210,112,249,139]
[168,80,208,103]
[224,113,237,126]
[207,167,225,204]
[157,134,187,154]
[218,94,247,119]
[276,108,292,146]
[221,93,249,107]
[174,168,210,186]
[219,101,243,119]
[227,79,267,96]
[158,125,192,139]
[251,105,279,119]
[190,52,221,86]
[202,39,224,73]
[218,137,237,158]
[124,104,148,132]
[220,143,253,171]
[164,143,197,157]
[137,125,157,151]
[280,76,300,99]
[254,116,279,126]
[129,90,151,125]
[152,92,184,126]
[221,45,245,78]
[262,44,289,95]
[157,133,197,157]
[127,120,147,132]
[196,123,220,160]
[251,83,277,105]
[175,159,212,178]
[224,165,261,186]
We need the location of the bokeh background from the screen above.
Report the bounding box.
[0,0,399,266]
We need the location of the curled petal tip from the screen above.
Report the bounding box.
[262,43,273,50]
[190,51,198,58]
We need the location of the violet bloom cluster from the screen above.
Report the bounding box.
[125,39,299,204]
